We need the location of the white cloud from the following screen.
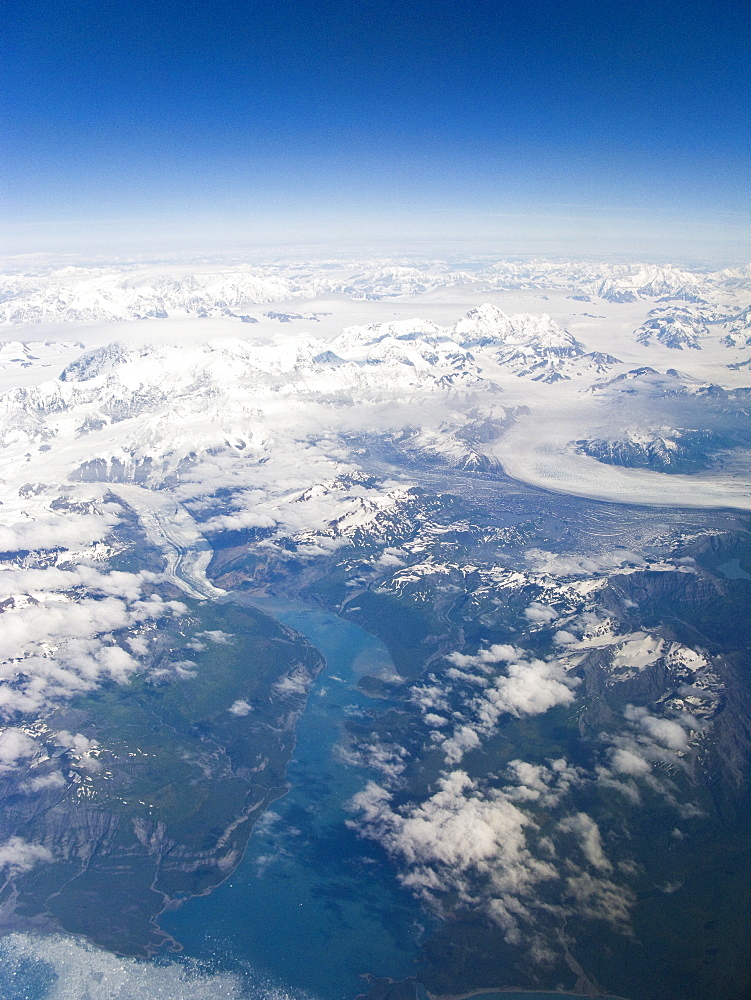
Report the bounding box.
[54,731,101,770]
[624,705,690,752]
[0,512,117,554]
[21,771,66,793]
[441,725,482,765]
[348,769,560,944]
[610,748,651,776]
[377,548,406,568]
[273,666,312,698]
[338,740,407,780]
[126,636,150,656]
[427,643,581,765]
[0,566,154,603]
[228,699,252,716]
[0,729,38,772]
[525,548,645,578]
[564,871,635,930]
[0,837,52,874]
[553,630,577,646]
[201,509,277,533]
[504,758,581,809]
[595,770,642,806]
[524,602,558,624]
[558,812,612,872]
[199,630,234,645]
[0,593,183,717]
[150,659,197,681]
[482,657,579,719]
[446,643,518,669]
[410,680,450,716]
[350,770,535,871]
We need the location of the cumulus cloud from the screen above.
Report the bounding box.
[553,630,577,646]
[273,666,312,698]
[478,656,579,719]
[348,755,640,952]
[446,643,518,670]
[525,548,645,578]
[149,659,197,681]
[0,837,52,875]
[348,769,555,935]
[347,763,636,950]
[610,747,651,776]
[524,602,558,624]
[558,812,612,872]
[377,547,406,568]
[200,509,277,533]
[198,630,234,645]
[21,770,67,793]
[419,643,580,765]
[0,512,117,554]
[0,593,184,717]
[4,566,158,603]
[440,725,482,765]
[410,681,450,716]
[0,729,38,772]
[564,871,635,930]
[0,598,136,660]
[624,705,691,751]
[338,740,407,781]
[228,699,252,716]
[595,729,705,815]
[504,758,582,809]
[0,566,155,603]
[54,731,101,770]
[350,771,527,870]
[126,636,150,656]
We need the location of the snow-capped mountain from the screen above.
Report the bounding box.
[634,308,709,349]
[334,306,618,383]
[589,366,702,397]
[721,305,751,348]
[1,257,749,325]
[0,268,296,324]
[574,426,736,473]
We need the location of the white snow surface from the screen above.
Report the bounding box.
[0,256,748,524]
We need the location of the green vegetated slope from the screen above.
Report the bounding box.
[0,598,323,956]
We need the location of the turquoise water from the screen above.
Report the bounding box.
[718,558,751,580]
[161,593,428,1000]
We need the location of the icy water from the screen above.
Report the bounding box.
[161,592,427,1000]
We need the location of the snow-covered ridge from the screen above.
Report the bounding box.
[573,426,740,474]
[332,306,620,384]
[0,269,295,324]
[1,258,749,324]
[0,303,615,402]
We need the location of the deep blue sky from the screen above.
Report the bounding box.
[2,0,749,257]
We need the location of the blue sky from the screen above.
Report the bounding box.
[2,0,749,258]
